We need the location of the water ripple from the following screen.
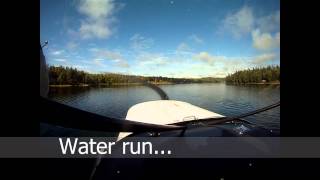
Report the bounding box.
[49,84,280,130]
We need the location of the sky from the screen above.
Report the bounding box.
[40,0,280,78]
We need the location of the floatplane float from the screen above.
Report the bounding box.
[118,85,279,140]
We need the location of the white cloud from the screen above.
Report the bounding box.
[256,11,280,33]
[176,42,192,54]
[54,58,67,62]
[78,0,116,19]
[276,32,280,44]
[130,34,154,51]
[252,29,280,51]
[221,6,280,41]
[188,34,204,44]
[251,53,277,65]
[51,50,64,55]
[214,72,228,78]
[96,49,129,68]
[71,65,89,70]
[136,52,168,67]
[188,64,232,78]
[115,60,129,68]
[222,6,254,38]
[77,0,123,39]
[192,51,278,76]
[193,52,226,66]
[93,58,105,66]
[94,58,104,61]
[99,50,121,60]
[79,19,113,39]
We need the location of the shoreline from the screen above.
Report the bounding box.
[247,83,280,85]
[49,81,279,87]
[49,82,187,87]
[49,82,218,87]
[226,82,280,85]
[49,84,89,87]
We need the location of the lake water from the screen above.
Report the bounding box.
[48,83,280,131]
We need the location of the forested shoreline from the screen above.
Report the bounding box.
[48,65,280,86]
[225,66,280,84]
[48,66,224,86]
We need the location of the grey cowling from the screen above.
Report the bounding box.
[40,45,49,98]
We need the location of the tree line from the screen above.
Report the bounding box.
[225,65,280,84]
[48,66,224,85]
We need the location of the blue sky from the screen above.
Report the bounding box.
[40,0,280,78]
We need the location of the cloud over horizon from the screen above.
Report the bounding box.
[222,6,254,38]
[77,0,123,39]
[41,0,280,78]
[130,34,154,51]
[252,29,280,51]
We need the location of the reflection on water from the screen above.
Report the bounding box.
[48,83,280,131]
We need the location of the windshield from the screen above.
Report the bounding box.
[40,0,280,135]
